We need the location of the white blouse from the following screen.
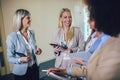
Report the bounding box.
[18,30,35,67]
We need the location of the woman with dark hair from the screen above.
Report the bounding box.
[47,0,120,80]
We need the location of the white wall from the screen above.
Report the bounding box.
[1,0,85,64]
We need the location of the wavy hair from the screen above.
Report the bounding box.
[58,8,74,44]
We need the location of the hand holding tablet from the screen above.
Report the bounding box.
[50,43,68,50]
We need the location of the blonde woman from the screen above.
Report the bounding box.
[48,0,120,80]
[51,8,84,69]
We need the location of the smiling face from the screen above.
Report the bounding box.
[88,19,95,30]
[60,11,72,28]
[22,16,31,29]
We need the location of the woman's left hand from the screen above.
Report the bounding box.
[64,48,72,53]
[36,48,42,55]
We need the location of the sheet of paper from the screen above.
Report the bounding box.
[42,70,70,80]
[69,51,92,65]
[49,72,70,80]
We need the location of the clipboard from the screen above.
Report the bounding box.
[69,51,92,65]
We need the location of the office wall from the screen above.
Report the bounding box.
[1,0,84,65]
[0,1,9,74]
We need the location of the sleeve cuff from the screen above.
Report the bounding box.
[18,58,22,64]
[66,68,72,76]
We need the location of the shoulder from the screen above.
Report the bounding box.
[54,28,62,34]
[101,33,111,41]
[29,30,35,35]
[73,27,80,30]
[72,27,81,34]
[6,32,17,42]
[72,27,81,32]
[56,28,61,31]
[7,32,17,38]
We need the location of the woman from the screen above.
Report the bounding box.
[72,19,102,65]
[6,9,42,80]
[47,0,120,80]
[52,8,84,69]
[71,8,111,66]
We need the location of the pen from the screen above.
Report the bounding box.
[42,69,62,72]
[42,70,48,72]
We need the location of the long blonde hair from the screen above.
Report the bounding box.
[65,27,74,44]
[58,8,74,44]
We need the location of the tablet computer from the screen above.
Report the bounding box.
[49,43,68,50]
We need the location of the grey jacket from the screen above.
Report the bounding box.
[6,30,37,75]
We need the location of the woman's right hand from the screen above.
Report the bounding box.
[47,68,59,75]
[53,46,62,52]
[72,57,84,65]
[20,56,31,62]
[47,68,66,76]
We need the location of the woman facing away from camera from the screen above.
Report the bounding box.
[6,9,42,80]
[47,0,120,80]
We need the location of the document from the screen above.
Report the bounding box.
[49,72,70,80]
[42,70,70,80]
[69,51,92,65]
